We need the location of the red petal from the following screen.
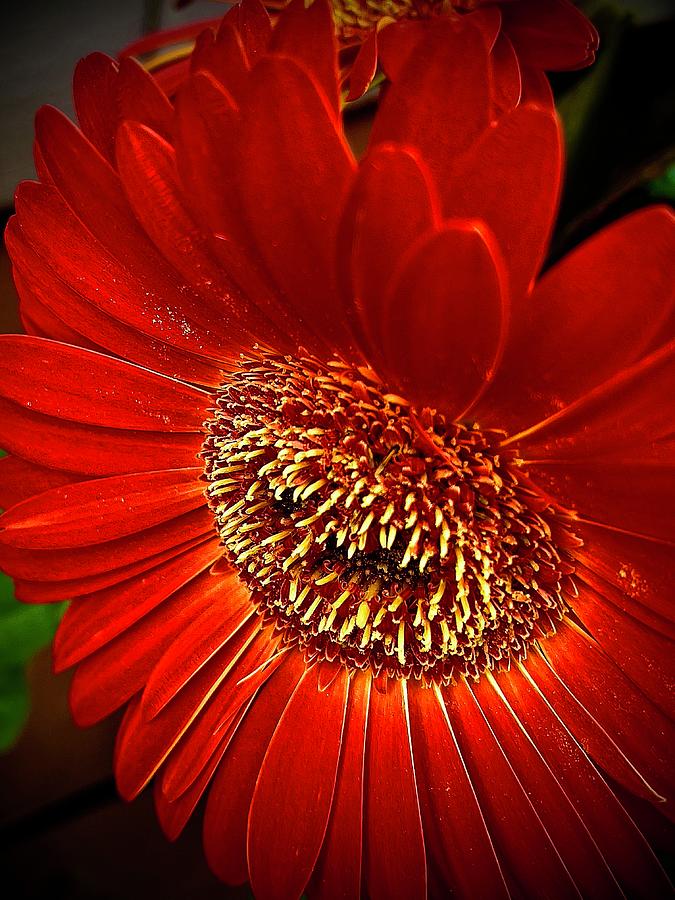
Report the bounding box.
[508,338,675,462]
[524,648,664,805]
[113,601,256,798]
[370,19,491,177]
[0,335,210,431]
[190,25,249,100]
[13,182,234,364]
[155,700,250,841]
[0,506,213,581]
[442,104,562,305]
[443,679,578,898]
[576,526,675,625]
[0,456,79,509]
[311,671,370,900]
[234,0,272,62]
[0,394,201,477]
[496,665,671,897]
[203,656,305,885]
[72,53,119,163]
[248,663,349,900]
[15,271,102,350]
[481,206,675,433]
[527,460,675,544]
[7,221,223,387]
[340,143,439,365]
[116,121,282,350]
[141,573,255,719]
[572,583,675,715]
[541,620,675,813]
[379,220,508,418]
[237,55,356,358]
[489,33,522,116]
[502,0,598,71]
[69,568,245,727]
[270,0,339,116]
[161,637,285,801]
[472,675,625,898]
[408,682,508,898]
[346,29,378,101]
[116,57,173,141]
[53,538,222,670]
[364,678,426,900]
[0,469,204,549]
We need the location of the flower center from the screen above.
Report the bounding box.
[330,0,475,37]
[203,355,577,683]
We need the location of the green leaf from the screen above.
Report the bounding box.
[0,572,66,751]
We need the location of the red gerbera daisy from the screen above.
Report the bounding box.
[123,0,598,101]
[1,1,673,897]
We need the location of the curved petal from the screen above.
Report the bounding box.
[339,142,440,364]
[237,55,357,358]
[270,0,339,116]
[113,600,256,798]
[540,620,675,814]
[501,0,599,71]
[0,456,80,510]
[0,506,213,582]
[507,338,675,462]
[442,104,562,305]
[473,674,626,898]
[379,220,508,418]
[72,53,119,163]
[115,120,281,350]
[69,567,246,727]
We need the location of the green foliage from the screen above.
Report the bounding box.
[0,562,66,751]
[649,162,675,201]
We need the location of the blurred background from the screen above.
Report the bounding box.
[0,0,674,897]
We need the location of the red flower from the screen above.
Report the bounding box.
[335,0,599,98]
[1,1,673,897]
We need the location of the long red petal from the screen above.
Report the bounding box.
[203,656,305,885]
[506,338,675,461]
[541,621,675,813]
[0,335,210,431]
[69,568,245,727]
[0,456,80,509]
[311,670,370,900]
[53,538,222,670]
[501,0,598,71]
[472,674,623,898]
[482,206,675,433]
[364,678,426,900]
[237,55,356,359]
[0,469,204,549]
[248,663,349,900]
[113,603,257,799]
[408,681,508,899]
[496,665,672,897]
[443,679,579,898]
